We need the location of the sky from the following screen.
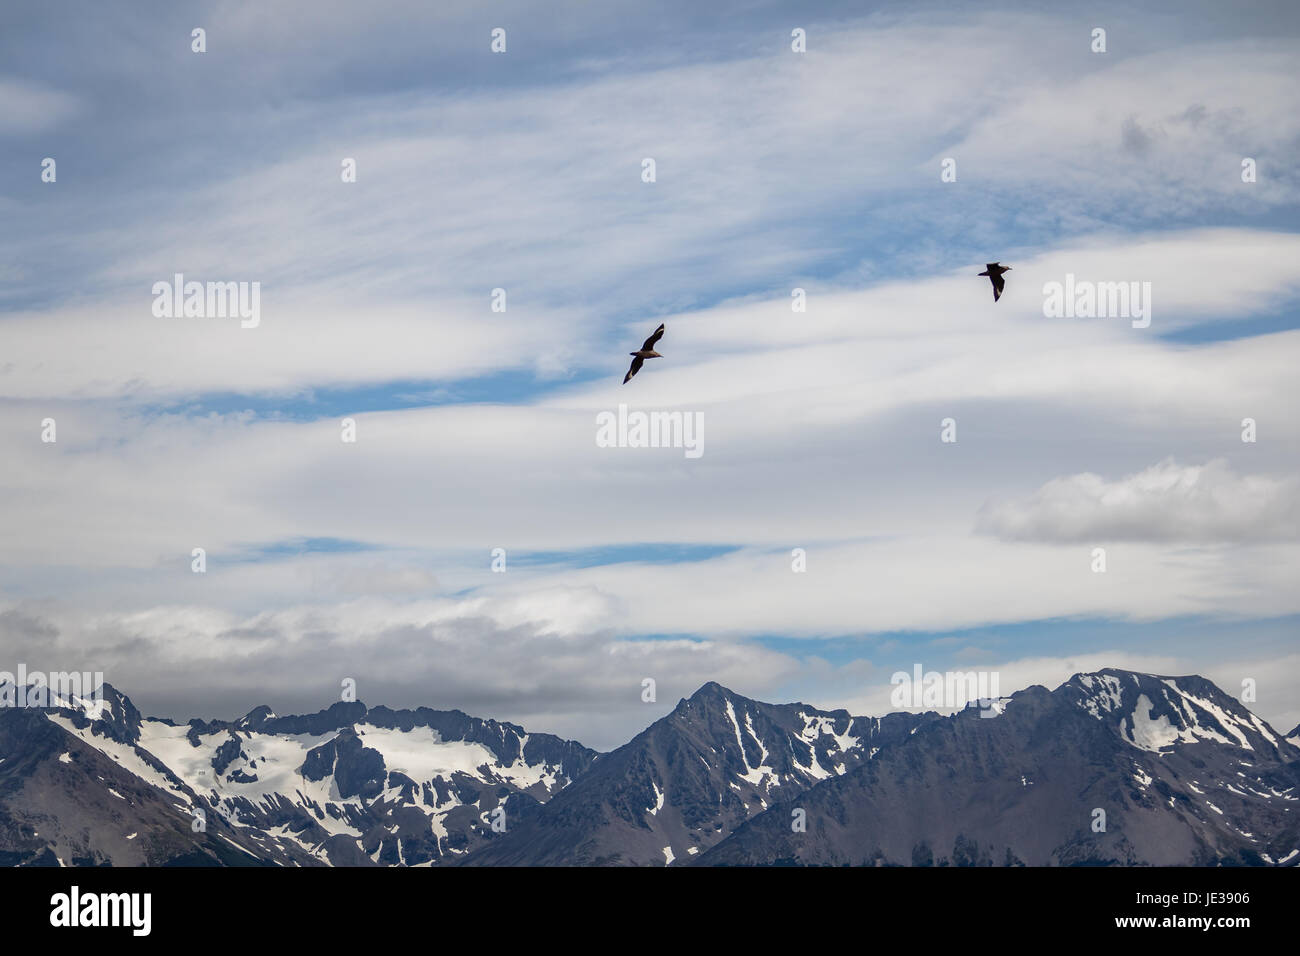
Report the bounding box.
[1,0,1298,750]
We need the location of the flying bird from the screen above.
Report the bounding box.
[978,262,1011,301]
[623,323,665,383]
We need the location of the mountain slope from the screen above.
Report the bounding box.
[456,681,936,866]
[699,669,1300,866]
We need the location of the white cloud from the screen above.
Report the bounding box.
[0,295,593,400]
[977,458,1300,544]
[495,538,1300,636]
[947,41,1300,216]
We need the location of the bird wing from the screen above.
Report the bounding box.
[985,263,1000,272]
[991,273,1005,300]
[623,355,644,383]
[641,323,665,352]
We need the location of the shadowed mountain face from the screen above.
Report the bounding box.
[698,670,1300,867]
[456,681,937,866]
[0,682,596,866]
[1,670,1296,867]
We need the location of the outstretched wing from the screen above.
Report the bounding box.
[623,355,644,384]
[991,273,1005,301]
[641,323,665,352]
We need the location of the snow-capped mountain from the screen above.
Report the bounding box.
[2,669,1296,866]
[0,682,595,866]
[456,681,937,866]
[700,669,1300,866]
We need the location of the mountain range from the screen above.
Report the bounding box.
[1,669,1297,866]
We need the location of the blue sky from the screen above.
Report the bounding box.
[1,0,1298,748]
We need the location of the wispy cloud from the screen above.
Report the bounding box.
[0,77,77,134]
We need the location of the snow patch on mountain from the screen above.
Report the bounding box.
[1069,671,1296,758]
[646,780,665,816]
[1074,673,1124,717]
[47,714,190,802]
[724,698,777,789]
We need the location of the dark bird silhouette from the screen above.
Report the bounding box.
[978,262,1011,301]
[623,323,665,383]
